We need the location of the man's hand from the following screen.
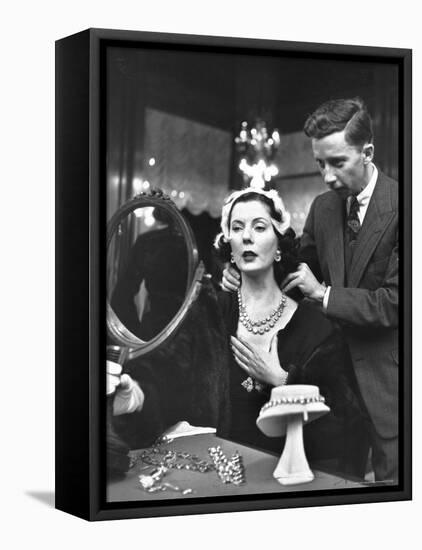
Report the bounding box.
[230,335,287,387]
[221,265,240,292]
[282,262,326,302]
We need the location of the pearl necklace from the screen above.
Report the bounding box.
[237,289,286,335]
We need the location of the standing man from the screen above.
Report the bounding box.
[223,98,399,482]
[285,98,398,483]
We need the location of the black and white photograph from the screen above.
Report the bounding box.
[102,33,410,513]
[3,0,421,545]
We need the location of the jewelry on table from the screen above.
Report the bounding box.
[208,446,246,485]
[132,438,214,495]
[138,466,194,495]
[135,442,215,473]
[237,289,286,335]
[138,466,167,490]
[133,438,246,493]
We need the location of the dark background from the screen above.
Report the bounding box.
[106,45,399,273]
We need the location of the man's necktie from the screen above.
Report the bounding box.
[346,195,361,243]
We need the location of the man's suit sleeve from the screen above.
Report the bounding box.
[326,238,398,328]
[300,192,398,329]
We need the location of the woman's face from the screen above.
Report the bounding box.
[229,200,278,276]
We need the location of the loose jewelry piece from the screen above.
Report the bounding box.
[134,439,246,493]
[133,438,215,496]
[208,446,246,485]
[138,466,194,495]
[136,443,215,473]
[238,290,286,335]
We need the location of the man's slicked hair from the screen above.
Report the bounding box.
[304,97,373,147]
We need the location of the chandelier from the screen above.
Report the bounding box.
[234,120,280,189]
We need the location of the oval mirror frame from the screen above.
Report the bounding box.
[107,190,205,361]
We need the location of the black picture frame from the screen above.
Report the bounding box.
[55,28,412,521]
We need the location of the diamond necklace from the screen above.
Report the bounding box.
[237,289,286,335]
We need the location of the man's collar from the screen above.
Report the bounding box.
[357,163,378,206]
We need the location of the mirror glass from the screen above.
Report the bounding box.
[107,204,190,343]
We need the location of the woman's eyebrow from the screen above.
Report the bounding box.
[231,217,269,224]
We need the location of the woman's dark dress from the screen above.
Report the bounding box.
[112,282,367,478]
[220,292,367,472]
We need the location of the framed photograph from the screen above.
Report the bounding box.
[55,28,412,521]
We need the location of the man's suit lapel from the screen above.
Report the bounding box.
[321,192,345,286]
[348,174,395,287]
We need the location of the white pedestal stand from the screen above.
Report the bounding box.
[273,412,314,486]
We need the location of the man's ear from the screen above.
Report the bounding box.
[362,143,374,164]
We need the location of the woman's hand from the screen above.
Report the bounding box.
[230,335,288,387]
[107,360,145,416]
[221,265,241,292]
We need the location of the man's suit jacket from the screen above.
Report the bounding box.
[300,171,399,439]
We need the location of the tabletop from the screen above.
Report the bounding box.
[107,433,364,502]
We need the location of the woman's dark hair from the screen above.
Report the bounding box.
[214,191,299,286]
[304,97,373,148]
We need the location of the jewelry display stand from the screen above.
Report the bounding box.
[257,385,330,486]
[273,414,314,485]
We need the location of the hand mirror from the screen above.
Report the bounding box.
[107,190,205,362]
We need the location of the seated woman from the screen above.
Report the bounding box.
[109,188,368,479]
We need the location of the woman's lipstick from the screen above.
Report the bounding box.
[242,251,257,260]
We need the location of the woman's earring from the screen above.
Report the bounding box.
[230,253,235,264]
[275,249,282,262]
